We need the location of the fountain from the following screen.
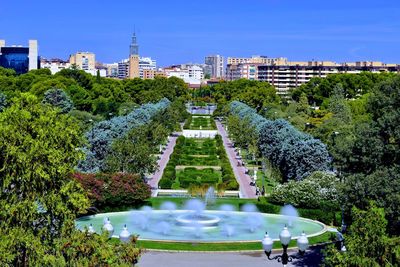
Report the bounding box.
[76,199,326,242]
[204,187,216,207]
[280,204,299,228]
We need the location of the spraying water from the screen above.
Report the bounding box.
[219,204,235,217]
[204,187,216,207]
[280,204,299,228]
[185,199,205,217]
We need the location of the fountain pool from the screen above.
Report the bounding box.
[76,208,326,242]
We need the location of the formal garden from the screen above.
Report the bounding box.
[0,67,399,266]
[159,114,238,191]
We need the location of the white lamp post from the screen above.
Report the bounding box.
[261,226,309,265]
[119,224,131,243]
[102,217,114,238]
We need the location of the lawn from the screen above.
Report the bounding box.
[124,231,335,251]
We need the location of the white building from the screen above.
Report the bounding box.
[139,57,157,79]
[41,58,71,74]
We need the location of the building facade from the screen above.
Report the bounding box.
[139,57,156,78]
[40,58,70,74]
[205,55,225,78]
[69,52,95,70]
[226,56,400,96]
[118,59,130,79]
[0,39,39,74]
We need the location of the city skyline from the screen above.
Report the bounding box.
[1,0,400,66]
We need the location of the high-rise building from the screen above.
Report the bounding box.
[118,59,130,79]
[205,55,225,78]
[128,32,140,79]
[69,52,95,70]
[0,39,39,74]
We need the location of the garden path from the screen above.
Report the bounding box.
[148,132,180,191]
[216,121,257,199]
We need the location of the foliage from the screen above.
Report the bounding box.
[42,88,74,113]
[57,231,141,266]
[292,72,396,106]
[323,204,400,266]
[254,198,341,226]
[73,173,151,209]
[0,91,7,111]
[270,171,340,209]
[106,124,158,177]
[230,101,331,181]
[0,93,140,265]
[77,98,170,172]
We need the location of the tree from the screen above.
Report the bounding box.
[328,83,352,124]
[323,203,400,266]
[42,88,74,113]
[0,91,7,111]
[0,93,141,265]
[341,166,400,235]
[106,124,157,177]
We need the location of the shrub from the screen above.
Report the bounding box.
[269,171,339,209]
[225,179,239,190]
[159,178,173,189]
[255,197,341,225]
[73,172,151,209]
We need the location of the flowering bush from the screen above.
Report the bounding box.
[269,171,339,209]
[73,172,151,209]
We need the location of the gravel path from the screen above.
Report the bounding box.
[148,133,179,190]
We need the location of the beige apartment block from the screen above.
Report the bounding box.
[69,52,95,70]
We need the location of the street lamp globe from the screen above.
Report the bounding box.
[279,226,292,246]
[262,232,273,254]
[297,231,309,253]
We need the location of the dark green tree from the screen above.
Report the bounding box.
[42,88,74,113]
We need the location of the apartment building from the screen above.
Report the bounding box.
[205,55,225,78]
[69,52,95,70]
[226,56,400,96]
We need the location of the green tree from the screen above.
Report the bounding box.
[106,124,157,177]
[42,88,74,113]
[0,93,87,264]
[0,93,141,265]
[323,204,400,266]
[0,91,7,111]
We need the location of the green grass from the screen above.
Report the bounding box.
[133,231,334,251]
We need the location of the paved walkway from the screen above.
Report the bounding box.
[148,133,180,190]
[216,121,257,199]
[139,248,324,267]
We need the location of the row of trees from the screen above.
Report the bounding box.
[0,67,189,118]
[77,98,171,173]
[229,101,331,181]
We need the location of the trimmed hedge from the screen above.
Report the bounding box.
[253,198,341,226]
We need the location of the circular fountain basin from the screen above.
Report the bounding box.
[176,213,220,227]
[76,210,327,242]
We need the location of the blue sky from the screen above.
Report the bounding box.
[1,0,400,66]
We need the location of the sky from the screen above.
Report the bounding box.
[1,0,400,67]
